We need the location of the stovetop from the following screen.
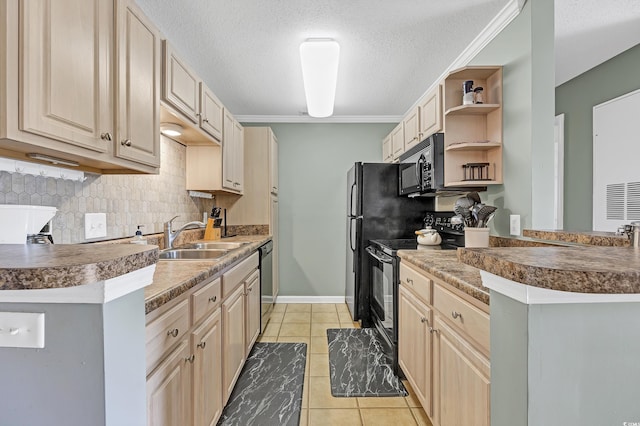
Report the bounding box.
[370,238,460,255]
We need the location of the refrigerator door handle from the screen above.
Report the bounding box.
[349,216,362,252]
[349,182,357,216]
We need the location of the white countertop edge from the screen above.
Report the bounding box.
[0,265,156,304]
[480,270,640,305]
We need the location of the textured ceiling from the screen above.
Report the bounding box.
[135,0,640,120]
[555,0,640,86]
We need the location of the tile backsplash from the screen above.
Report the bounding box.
[0,137,214,244]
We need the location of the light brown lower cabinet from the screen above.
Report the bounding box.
[222,283,246,404]
[146,339,191,426]
[192,309,223,426]
[432,316,490,426]
[398,285,433,417]
[399,261,490,426]
[146,251,261,426]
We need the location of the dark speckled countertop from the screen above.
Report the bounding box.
[397,249,488,305]
[144,235,271,314]
[458,246,640,294]
[0,244,158,290]
[522,229,629,247]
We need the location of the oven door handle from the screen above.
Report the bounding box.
[365,246,394,264]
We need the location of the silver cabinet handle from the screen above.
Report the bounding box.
[420,317,429,327]
[167,328,179,337]
[100,132,112,141]
[451,311,462,320]
[406,278,413,284]
[197,341,206,349]
[208,296,217,303]
[196,112,202,117]
[185,354,195,363]
[203,118,209,123]
[121,139,132,147]
[429,328,439,334]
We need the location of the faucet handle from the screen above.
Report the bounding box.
[168,215,179,225]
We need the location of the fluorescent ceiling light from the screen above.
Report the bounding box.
[299,39,340,118]
[160,122,184,137]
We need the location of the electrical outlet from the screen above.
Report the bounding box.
[0,312,45,348]
[510,214,521,236]
[85,213,107,239]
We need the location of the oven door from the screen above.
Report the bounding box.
[366,246,396,339]
[398,161,421,196]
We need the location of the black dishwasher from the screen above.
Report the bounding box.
[259,241,274,333]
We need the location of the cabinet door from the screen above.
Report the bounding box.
[433,316,490,426]
[192,309,223,426]
[146,339,191,426]
[398,285,432,416]
[115,0,161,167]
[382,136,392,163]
[269,132,279,195]
[403,107,420,151]
[270,196,279,299]
[222,110,235,191]
[20,0,111,153]
[162,41,199,124]
[234,120,244,192]
[391,123,404,161]
[222,284,246,404]
[419,84,443,139]
[200,84,223,141]
[245,272,261,354]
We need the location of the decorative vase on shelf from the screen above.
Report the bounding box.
[464,227,490,248]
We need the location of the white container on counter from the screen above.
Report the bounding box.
[464,227,490,248]
[0,205,57,244]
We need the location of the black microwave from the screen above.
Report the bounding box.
[398,133,445,196]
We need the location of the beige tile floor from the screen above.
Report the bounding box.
[257,303,433,426]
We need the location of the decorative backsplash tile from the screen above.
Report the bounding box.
[0,137,214,244]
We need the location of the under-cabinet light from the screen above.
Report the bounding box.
[299,39,340,118]
[27,153,79,167]
[160,123,184,137]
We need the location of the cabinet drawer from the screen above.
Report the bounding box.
[222,252,259,297]
[399,262,432,304]
[146,298,190,373]
[191,277,221,326]
[433,284,489,352]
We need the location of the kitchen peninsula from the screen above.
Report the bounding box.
[0,243,158,426]
[458,245,640,426]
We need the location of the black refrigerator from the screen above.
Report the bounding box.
[346,162,433,325]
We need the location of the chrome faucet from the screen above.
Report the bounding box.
[164,215,205,249]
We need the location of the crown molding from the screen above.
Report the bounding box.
[403,0,524,117]
[235,115,402,124]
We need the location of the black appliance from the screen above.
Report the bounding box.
[258,241,273,333]
[398,133,445,196]
[367,211,465,373]
[346,163,433,326]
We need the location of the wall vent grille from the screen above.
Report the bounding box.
[606,183,625,220]
[627,182,640,220]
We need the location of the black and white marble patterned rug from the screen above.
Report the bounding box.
[217,342,307,426]
[327,328,408,397]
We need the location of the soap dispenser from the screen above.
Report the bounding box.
[131,225,147,245]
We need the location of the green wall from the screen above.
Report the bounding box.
[556,43,640,231]
[261,123,393,297]
[469,0,556,235]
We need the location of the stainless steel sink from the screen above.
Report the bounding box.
[179,242,248,250]
[159,249,229,260]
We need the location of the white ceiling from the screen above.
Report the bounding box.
[135,0,640,121]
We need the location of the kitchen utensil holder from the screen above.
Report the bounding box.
[464,227,490,248]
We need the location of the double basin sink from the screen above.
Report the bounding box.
[159,241,248,260]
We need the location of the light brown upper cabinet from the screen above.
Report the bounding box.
[269,131,278,195]
[403,107,420,152]
[419,84,443,140]
[442,66,503,187]
[185,110,244,195]
[391,122,404,162]
[382,135,393,163]
[0,0,160,173]
[161,41,224,144]
[114,0,161,168]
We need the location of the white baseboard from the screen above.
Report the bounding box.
[275,296,346,304]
